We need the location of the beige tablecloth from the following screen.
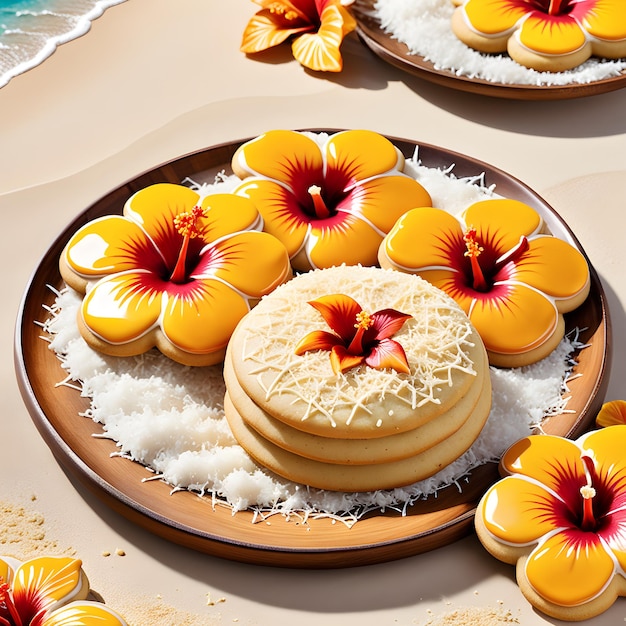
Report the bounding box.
[1,1,625,624]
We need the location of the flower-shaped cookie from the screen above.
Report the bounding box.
[475,426,626,621]
[379,198,590,366]
[60,183,291,366]
[451,0,626,72]
[0,555,127,625]
[241,0,356,72]
[231,130,432,271]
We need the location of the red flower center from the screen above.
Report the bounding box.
[169,206,207,284]
[0,580,22,626]
[530,0,574,15]
[462,228,529,293]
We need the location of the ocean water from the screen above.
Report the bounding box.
[0,0,126,88]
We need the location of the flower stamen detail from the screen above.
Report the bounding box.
[170,205,206,284]
[308,185,332,219]
[0,581,22,626]
[581,454,598,532]
[463,227,488,292]
[268,2,298,20]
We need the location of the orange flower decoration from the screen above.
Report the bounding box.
[596,399,626,428]
[452,0,626,71]
[294,294,411,374]
[0,555,127,625]
[232,130,432,271]
[476,426,626,620]
[241,0,357,72]
[379,198,590,366]
[60,183,291,366]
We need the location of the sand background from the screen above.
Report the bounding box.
[0,1,625,624]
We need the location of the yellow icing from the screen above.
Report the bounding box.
[240,0,356,72]
[477,427,626,609]
[454,0,626,69]
[381,199,590,361]
[232,130,432,271]
[0,555,128,624]
[61,183,291,364]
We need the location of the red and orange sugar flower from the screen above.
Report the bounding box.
[475,426,626,620]
[379,198,590,367]
[231,129,432,271]
[0,555,127,625]
[241,0,356,72]
[294,294,412,374]
[59,182,291,367]
[452,0,626,72]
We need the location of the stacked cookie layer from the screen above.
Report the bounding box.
[224,266,492,492]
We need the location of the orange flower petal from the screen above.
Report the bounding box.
[43,601,128,625]
[307,294,362,340]
[513,236,590,310]
[330,345,365,374]
[352,176,432,232]
[584,0,626,40]
[124,183,201,249]
[12,557,86,619]
[197,193,262,240]
[499,435,583,492]
[381,207,463,270]
[291,3,355,71]
[63,216,153,281]
[596,400,626,428]
[233,178,309,258]
[324,129,406,182]
[519,13,587,56]
[294,329,342,354]
[195,231,290,298]
[463,0,528,36]
[524,531,615,607]
[464,198,543,255]
[81,272,163,345]
[241,11,308,53]
[480,475,561,546]
[232,129,323,182]
[161,279,250,354]
[468,283,559,355]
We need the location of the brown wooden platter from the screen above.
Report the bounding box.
[352,0,626,101]
[14,132,611,568]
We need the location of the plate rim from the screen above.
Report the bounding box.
[14,131,612,567]
[351,0,626,101]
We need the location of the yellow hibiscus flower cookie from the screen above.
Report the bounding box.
[451,0,626,73]
[60,183,291,366]
[378,198,590,367]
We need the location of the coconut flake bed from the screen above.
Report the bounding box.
[41,147,584,526]
[367,0,626,87]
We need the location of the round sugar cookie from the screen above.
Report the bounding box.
[224,382,492,492]
[224,346,490,465]
[229,265,487,439]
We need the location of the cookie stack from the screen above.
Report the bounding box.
[224,266,492,492]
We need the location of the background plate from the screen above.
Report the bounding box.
[15,132,611,568]
[352,0,626,101]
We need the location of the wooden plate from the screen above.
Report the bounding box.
[352,0,626,101]
[14,132,611,568]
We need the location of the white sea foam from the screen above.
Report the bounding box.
[0,0,127,88]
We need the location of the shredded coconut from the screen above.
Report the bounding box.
[367,0,626,86]
[40,144,583,523]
